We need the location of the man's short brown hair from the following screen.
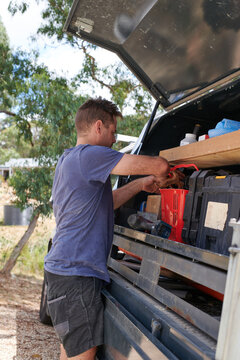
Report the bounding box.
[75,97,122,134]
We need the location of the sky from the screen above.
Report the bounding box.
[0,0,119,93]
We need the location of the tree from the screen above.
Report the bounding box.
[0,19,88,275]
[0,70,87,274]
[0,66,87,275]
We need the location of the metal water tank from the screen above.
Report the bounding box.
[4,205,33,225]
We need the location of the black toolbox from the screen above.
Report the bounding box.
[183,173,240,255]
[182,170,213,246]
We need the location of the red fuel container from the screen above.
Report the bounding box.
[160,189,189,243]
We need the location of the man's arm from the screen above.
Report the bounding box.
[113,175,159,210]
[111,154,170,178]
[111,154,169,210]
[111,154,185,209]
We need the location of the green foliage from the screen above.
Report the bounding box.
[0,236,11,262]
[15,239,47,276]
[39,0,77,44]
[7,71,85,214]
[117,114,148,137]
[0,125,33,164]
[0,38,13,110]
[78,53,153,115]
[9,167,54,216]
[0,148,20,165]
[0,16,9,45]
[8,0,29,15]
[9,60,85,161]
[112,114,147,151]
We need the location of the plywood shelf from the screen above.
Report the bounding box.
[159,129,240,168]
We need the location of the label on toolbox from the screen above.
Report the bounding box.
[204,201,228,231]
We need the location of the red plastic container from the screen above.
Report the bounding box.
[160,189,189,243]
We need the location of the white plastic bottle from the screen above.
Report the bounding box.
[180,133,197,146]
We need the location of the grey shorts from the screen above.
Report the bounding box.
[45,270,104,358]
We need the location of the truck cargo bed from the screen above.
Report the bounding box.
[102,226,229,359]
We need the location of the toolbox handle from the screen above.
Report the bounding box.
[170,164,199,172]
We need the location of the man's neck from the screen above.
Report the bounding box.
[76,136,95,146]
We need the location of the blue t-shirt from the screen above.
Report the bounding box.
[44,144,124,283]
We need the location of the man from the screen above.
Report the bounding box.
[44,98,171,360]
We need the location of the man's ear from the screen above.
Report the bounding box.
[95,120,103,135]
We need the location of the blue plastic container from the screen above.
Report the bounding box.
[208,118,240,138]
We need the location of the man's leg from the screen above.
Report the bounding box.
[46,272,103,360]
[60,344,97,360]
[60,344,68,360]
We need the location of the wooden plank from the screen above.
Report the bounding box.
[159,129,240,168]
[146,195,161,219]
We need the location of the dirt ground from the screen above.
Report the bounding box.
[0,182,60,359]
[0,274,60,360]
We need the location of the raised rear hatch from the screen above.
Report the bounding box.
[64,0,240,108]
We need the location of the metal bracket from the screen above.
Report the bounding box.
[228,246,240,255]
[75,17,94,36]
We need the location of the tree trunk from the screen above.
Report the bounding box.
[0,213,39,276]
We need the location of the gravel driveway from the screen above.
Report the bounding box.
[0,274,60,360]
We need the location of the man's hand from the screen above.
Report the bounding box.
[140,175,161,193]
[113,175,161,209]
[140,171,185,193]
[156,170,185,189]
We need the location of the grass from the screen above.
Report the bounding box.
[0,217,56,279]
[0,183,55,279]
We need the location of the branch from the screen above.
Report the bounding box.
[81,42,113,92]
[0,110,34,147]
[0,110,17,116]
[132,84,142,91]
[0,212,39,276]
[25,121,34,147]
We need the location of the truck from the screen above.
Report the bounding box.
[40,1,240,359]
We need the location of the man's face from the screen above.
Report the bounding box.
[99,116,117,148]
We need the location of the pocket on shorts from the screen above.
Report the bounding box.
[67,278,104,339]
[47,295,69,339]
[68,277,103,309]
